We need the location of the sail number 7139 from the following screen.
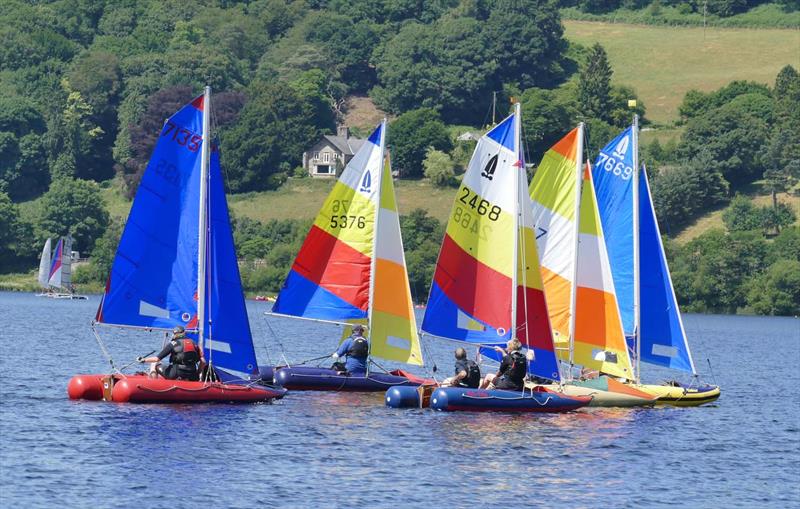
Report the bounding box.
[162,122,202,152]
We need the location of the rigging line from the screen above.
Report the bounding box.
[91,324,120,374]
[262,314,292,367]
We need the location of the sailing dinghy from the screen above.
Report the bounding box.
[36,237,87,299]
[528,125,656,407]
[265,121,434,391]
[67,88,285,404]
[391,105,590,413]
[591,118,720,406]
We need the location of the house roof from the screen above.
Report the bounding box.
[323,134,365,156]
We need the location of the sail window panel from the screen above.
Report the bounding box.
[370,310,423,365]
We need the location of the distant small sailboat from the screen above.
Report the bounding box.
[68,87,285,404]
[36,237,87,299]
[265,120,434,391]
[591,117,720,406]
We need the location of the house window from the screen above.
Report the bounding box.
[316,165,331,174]
[322,152,330,163]
[313,152,320,160]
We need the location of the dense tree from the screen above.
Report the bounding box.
[746,259,800,315]
[221,79,334,192]
[650,152,729,231]
[678,80,771,121]
[520,87,575,161]
[36,177,109,254]
[373,18,499,124]
[400,209,444,302]
[722,195,762,232]
[0,191,34,272]
[678,99,768,187]
[423,148,457,187]
[0,97,49,201]
[388,108,452,178]
[578,43,612,123]
[482,0,568,89]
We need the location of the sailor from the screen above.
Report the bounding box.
[332,324,369,375]
[442,347,481,388]
[139,326,205,381]
[480,338,528,391]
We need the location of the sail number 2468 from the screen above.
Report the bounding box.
[458,188,501,221]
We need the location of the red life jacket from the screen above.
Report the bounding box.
[171,338,200,367]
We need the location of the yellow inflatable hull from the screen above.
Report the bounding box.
[536,377,658,408]
[636,383,721,407]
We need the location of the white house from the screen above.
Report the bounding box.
[302,126,365,177]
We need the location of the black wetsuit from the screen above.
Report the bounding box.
[493,351,526,391]
[454,359,481,388]
[156,337,201,381]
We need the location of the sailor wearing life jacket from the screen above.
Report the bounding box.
[138,326,205,381]
[442,347,481,388]
[480,338,528,391]
[332,324,369,374]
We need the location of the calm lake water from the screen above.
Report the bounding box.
[1,291,798,508]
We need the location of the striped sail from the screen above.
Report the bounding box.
[48,238,64,288]
[369,154,423,365]
[529,127,633,379]
[422,112,559,381]
[273,122,422,366]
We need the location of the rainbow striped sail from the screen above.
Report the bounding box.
[529,126,633,379]
[422,109,560,381]
[273,122,422,366]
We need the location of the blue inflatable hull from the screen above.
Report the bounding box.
[385,385,426,408]
[272,366,425,392]
[429,387,591,413]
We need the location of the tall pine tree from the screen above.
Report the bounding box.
[578,43,613,123]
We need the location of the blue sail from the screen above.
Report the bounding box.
[96,98,203,330]
[638,167,695,373]
[96,94,258,378]
[203,148,258,377]
[591,127,635,335]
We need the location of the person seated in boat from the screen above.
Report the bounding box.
[138,326,205,381]
[442,347,481,388]
[331,324,369,375]
[479,339,527,391]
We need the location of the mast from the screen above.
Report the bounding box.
[511,102,521,341]
[197,86,211,354]
[567,123,584,377]
[632,114,641,383]
[366,118,387,376]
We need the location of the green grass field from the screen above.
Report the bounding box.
[228,178,458,223]
[563,20,800,124]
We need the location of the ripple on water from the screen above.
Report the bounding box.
[1,295,799,508]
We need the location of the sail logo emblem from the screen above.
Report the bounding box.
[481,154,499,180]
[359,171,371,193]
[613,136,630,159]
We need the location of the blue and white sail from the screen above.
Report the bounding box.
[96,93,258,378]
[591,127,635,335]
[638,166,695,373]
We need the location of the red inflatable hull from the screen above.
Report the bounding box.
[68,374,286,404]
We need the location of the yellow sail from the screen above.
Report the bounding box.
[368,154,423,365]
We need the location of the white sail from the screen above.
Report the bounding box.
[37,239,51,288]
[62,236,73,289]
